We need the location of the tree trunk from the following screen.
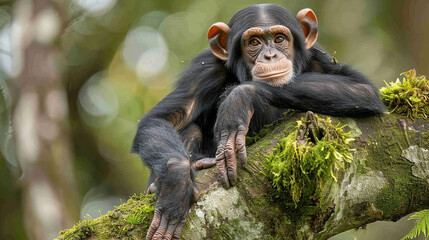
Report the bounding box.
[13,1,79,239]
[11,0,144,238]
[58,113,429,240]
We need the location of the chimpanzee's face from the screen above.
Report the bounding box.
[241,25,295,86]
[208,6,318,85]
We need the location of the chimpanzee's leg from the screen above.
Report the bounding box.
[146,124,215,195]
[180,123,203,157]
[180,123,216,170]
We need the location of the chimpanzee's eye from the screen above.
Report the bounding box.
[274,35,285,43]
[249,38,260,46]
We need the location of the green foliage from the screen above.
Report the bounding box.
[57,193,155,240]
[126,213,145,225]
[126,199,155,225]
[264,115,353,206]
[401,209,429,240]
[375,186,401,215]
[380,69,429,119]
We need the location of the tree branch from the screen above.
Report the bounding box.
[57,113,429,240]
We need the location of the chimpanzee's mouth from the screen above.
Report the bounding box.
[255,69,290,79]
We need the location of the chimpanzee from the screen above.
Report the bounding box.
[131,4,385,239]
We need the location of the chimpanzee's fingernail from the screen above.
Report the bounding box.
[193,187,199,202]
[218,174,230,189]
[230,178,236,186]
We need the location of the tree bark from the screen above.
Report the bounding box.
[182,113,429,239]
[57,113,429,239]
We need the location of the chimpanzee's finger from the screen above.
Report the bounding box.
[146,209,162,240]
[172,217,186,240]
[225,130,238,186]
[215,130,229,188]
[193,187,199,202]
[151,214,169,240]
[236,125,248,165]
[162,218,180,240]
[192,158,216,170]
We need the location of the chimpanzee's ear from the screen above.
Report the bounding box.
[208,22,230,61]
[297,8,318,49]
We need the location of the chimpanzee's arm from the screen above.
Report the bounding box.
[131,50,227,239]
[264,70,385,116]
[214,63,385,188]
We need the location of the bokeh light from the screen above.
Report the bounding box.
[139,11,169,29]
[73,0,117,16]
[80,185,122,220]
[33,7,61,44]
[0,27,11,76]
[121,26,168,84]
[78,72,119,128]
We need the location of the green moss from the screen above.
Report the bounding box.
[57,193,155,240]
[380,69,429,119]
[246,120,281,146]
[263,115,353,206]
[246,110,298,146]
[356,163,367,175]
[375,186,401,215]
[366,125,429,216]
[246,117,300,165]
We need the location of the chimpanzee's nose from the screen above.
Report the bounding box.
[264,50,276,60]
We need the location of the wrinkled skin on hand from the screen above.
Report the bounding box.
[214,85,255,188]
[191,157,216,170]
[145,157,215,240]
[146,158,195,240]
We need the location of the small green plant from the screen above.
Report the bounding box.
[126,200,155,225]
[380,69,429,119]
[401,209,429,240]
[264,114,353,206]
[331,51,338,64]
[126,213,144,225]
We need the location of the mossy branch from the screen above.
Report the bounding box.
[58,112,429,240]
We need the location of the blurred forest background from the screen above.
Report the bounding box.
[0,0,428,239]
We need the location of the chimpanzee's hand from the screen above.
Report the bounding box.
[214,85,255,188]
[146,158,195,240]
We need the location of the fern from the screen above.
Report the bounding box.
[401,209,429,240]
